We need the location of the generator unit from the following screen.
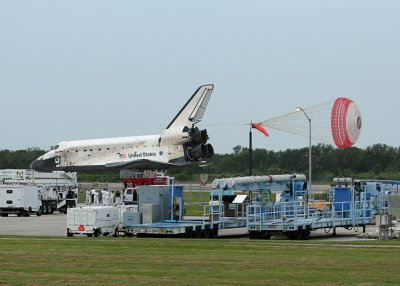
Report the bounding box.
[67,206,120,237]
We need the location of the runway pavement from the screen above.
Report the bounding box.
[0,213,66,236]
[0,210,378,240]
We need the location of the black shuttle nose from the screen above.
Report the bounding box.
[30,159,43,169]
[30,157,56,171]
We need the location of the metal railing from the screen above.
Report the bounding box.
[247,198,374,230]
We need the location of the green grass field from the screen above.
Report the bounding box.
[1,237,400,285]
[184,190,210,216]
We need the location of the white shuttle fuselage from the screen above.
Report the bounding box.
[31,84,214,172]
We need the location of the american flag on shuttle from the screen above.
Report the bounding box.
[119,153,126,159]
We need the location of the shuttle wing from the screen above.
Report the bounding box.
[166,84,214,129]
[105,159,183,170]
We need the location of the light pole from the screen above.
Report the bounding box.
[296,107,312,202]
[249,122,253,176]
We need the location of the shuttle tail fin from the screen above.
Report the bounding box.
[166,84,214,129]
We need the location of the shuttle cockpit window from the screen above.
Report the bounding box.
[52,145,60,150]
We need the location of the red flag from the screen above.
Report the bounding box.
[252,122,269,137]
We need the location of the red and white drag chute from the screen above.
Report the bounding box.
[331,98,362,148]
[257,98,362,148]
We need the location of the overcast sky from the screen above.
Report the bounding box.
[1,1,399,154]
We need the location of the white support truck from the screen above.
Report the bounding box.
[0,184,42,217]
[67,206,120,237]
[67,206,138,237]
[40,185,77,214]
[0,169,78,214]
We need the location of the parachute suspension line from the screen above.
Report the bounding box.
[259,101,334,143]
[199,123,249,127]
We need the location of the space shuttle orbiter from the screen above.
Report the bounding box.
[30,84,214,172]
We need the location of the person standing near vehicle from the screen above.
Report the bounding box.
[94,190,99,205]
[110,190,115,205]
[103,189,110,206]
[85,189,91,205]
[101,188,107,205]
[115,190,121,206]
[90,188,96,204]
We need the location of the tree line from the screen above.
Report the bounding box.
[170,143,400,183]
[1,144,399,183]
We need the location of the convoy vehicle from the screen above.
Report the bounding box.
[67,206,120,237]
[0,169,78,215]
[0,184,42,217]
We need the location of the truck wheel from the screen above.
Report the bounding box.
[36,208,42,216]
[203,226,211,239]
[124,232,134,238]
[94,229,101,237]
[261,231,272,240]
[67,231,73,237]
[286,231,297,240]
[17,213,22,217]
[1,213,8,217]
[301,229,310,240]
[249,231,261,239]
[193,227,202,238]
[185,227,193,238]
[210,226,219,239]
[287,231,301,240]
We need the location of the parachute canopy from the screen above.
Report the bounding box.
[331,98,362,148]
[259,98,362,149]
